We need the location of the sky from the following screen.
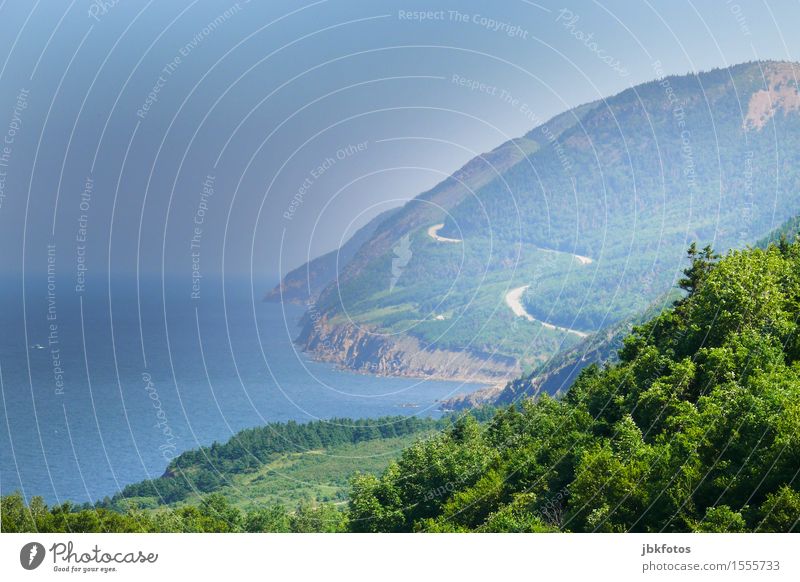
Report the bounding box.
[0,0,797,287]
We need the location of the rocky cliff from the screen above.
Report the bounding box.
[299,314,520,384]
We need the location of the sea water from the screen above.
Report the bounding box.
[0,276,484,504]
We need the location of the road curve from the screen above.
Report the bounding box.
[505,285,589,338]
[427,223,462,243]
[426,224,592,267]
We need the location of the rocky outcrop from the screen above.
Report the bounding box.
[744,62,800,131]
[298,315,520,385]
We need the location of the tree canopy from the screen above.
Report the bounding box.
[347,241,800,532]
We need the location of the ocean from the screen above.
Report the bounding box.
[0,275,484,504]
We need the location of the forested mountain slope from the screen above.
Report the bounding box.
[480,214,800,409]
[291,61,800,383]
[348,239,800,532]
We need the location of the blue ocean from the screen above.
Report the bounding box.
[0,276,483,505]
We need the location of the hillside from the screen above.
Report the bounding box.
[287,61,800,384]
[104,415,448,508]
[347,239,800,532]
[757,213,800,248]
[7,238,800,532]
[439,292,676,411]
[490,216,800,409]
[445,213,800,411]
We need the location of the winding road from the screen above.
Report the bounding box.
[427,223,462,243]
[505,285,589,338]
[424,223,592,338]
[426,223,592,265]
[539,246,594,265]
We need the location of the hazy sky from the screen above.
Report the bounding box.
[0,0,797,285]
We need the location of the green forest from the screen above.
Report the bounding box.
[3,238,800,532]
[347,239,800,532]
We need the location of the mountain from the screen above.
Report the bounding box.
[279,61,800,384]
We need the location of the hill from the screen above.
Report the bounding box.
[444,211,800,411]
[756,213,800,248]
[347,239,800,532]
[490,214,800,408]
[286,61,800,384]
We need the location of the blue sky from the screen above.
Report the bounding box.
[0,0,796,284]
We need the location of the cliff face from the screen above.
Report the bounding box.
[298,315,520,384]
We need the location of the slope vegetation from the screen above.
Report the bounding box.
[348,239,800,532]
[293,61,800,382]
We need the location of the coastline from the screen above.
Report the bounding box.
[297,314,522,386]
